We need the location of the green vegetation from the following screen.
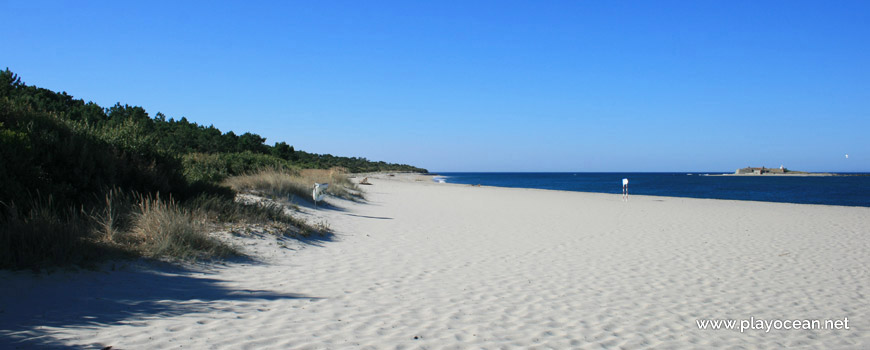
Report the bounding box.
[0,68,421,269]
[181,151,297,184]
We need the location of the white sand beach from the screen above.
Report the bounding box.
[1,173,868,349]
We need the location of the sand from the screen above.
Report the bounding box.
[1,173,868,349]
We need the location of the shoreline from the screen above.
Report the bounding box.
[440,183,867,208]
[426,173,870,208]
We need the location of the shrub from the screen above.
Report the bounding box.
[0,99,186,213]
[181,151,297,184]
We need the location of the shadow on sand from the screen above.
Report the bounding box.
[345,214,393,220]
[0,262,321,349]
[289,197,350,213]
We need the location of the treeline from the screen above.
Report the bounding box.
[0,69,423,269]
[0,69,425,173]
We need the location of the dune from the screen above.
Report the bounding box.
[1,173,868,349]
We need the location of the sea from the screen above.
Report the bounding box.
[434,172,870,207]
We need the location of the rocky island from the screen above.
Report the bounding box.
[731,166,834,176]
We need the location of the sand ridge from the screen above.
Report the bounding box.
[1,173,868,349]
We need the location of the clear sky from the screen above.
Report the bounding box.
[2,1,868,172]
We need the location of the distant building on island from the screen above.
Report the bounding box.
[735,165,787,175]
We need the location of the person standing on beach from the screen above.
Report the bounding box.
[622,178,629,201]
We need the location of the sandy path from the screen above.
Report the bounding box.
[1,174,868,349]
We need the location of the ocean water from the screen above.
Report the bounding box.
[435,172,870,207]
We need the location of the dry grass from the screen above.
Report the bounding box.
[126,194,238,260]
[90,192,239,261]
[224,167,363,202]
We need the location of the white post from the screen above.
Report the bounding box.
[622,178,629,201]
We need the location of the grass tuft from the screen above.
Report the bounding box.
[129,194,238,260]
[91,188,134,243]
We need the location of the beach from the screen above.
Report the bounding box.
[1,173,868,349]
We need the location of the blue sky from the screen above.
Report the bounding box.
[2,1,868,172]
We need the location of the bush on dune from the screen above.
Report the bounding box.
[0,98,186,213]
[181,151,297,184]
